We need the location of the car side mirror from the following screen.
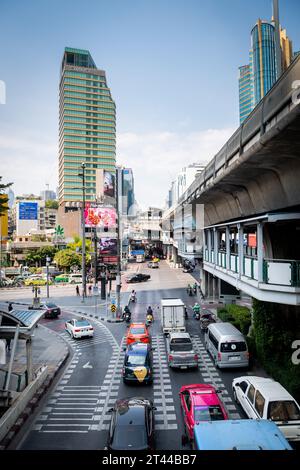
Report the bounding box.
[123,347,127,351]
[235,383,240,388]
[152,406,157,411]
[108,408,114,413]
[216,389,223,394]
[151,347,156,351]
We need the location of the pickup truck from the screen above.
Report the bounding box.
[166,332,198,369]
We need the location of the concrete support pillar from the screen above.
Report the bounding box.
[238,224,244,279]
[207,229,212,263]
[207,272,213,299]
[213,228,218,266]
[225,226,230,270]
[257,222,264,282]
[26,337,33,384]
[202,269,207,297]
[212,276,220,302]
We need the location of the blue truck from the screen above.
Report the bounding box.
[193,419,292,450]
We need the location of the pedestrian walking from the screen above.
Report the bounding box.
[6,338,11,351]
[76,285,80,296]
[8,303,13,312]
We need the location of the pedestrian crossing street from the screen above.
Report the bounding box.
[33,331,239,434]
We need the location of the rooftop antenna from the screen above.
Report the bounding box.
[273,0,282,78]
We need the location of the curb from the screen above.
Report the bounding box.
[0,338,70,450]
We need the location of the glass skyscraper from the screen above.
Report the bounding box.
[251,20,277,106]
[238,60,254,124]
[238,17,293,124]
[59,48,116,204]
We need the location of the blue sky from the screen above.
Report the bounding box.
[1,0,300,207]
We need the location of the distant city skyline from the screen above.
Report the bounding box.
[1,0,300,208]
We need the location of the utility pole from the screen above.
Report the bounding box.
[46,256,50,298]
[115,169,121,317]
[78,162,86,300]
[94,226,98,287]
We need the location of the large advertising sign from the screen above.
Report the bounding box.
[99,238,117,256]
[19,202,38,220]
[84,204,116,228]
[104,171,115,198]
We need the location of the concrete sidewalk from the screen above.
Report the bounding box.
[0,324,69,449]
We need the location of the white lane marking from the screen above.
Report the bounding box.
[82,362,93,369]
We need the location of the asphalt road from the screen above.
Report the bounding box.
[14,261,254,450]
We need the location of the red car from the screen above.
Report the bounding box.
[126,322,151,345]
[179,384,228,440]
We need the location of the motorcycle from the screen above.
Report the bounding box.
[187,286,193,296]
[146,314,153,326]
[194,311,200,321]
[125,312,131,323]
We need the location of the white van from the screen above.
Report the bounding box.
[204,322,249,369]
[68,273,83,284]
[232,376,300,443]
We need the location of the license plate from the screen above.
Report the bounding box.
[229,356,240,361]
[181,366,188,369]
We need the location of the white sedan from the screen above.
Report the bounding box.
[65,318,94,339]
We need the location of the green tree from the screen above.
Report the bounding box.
[67,236,91,253]
[0,176,12,216]
[45,200,59,209]
[54,249,82,271]
[25,246,58,266]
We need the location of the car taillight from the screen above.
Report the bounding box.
[217,352,222,361]
[168,354,173,361]
[194,354,198,361]
[74,329,81,332]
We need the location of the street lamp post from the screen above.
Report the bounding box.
[46,256,51,298]
[115,170,121,317]
[78,162,87,301]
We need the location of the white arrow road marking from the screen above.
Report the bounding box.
[83,362,93,369]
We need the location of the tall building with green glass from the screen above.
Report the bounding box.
[59,47,116,206]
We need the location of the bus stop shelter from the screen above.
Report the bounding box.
[0,308,46,405]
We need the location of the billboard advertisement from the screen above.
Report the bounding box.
[99,238,117,256]
[84,204,116,228]
[104,171,115,198]
[19,202,38,220]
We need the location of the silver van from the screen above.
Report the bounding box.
[204,322,249,369]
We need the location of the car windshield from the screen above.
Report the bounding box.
[46,303,57,308]
[130,328,145,335]
[125,354,146,366]
[76,320,91,327]
[112,425,147,450]
[267,400,300,421]
[194,405,224,422]
[220,341,247,352]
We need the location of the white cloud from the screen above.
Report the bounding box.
[0,127,235,207]
[0,133,58,195]
[117,128,235,209]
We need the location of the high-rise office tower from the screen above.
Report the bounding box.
[251,20,277,105]
[58,47,116,235]
[238,1,293,124]
[238,56,254,124]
